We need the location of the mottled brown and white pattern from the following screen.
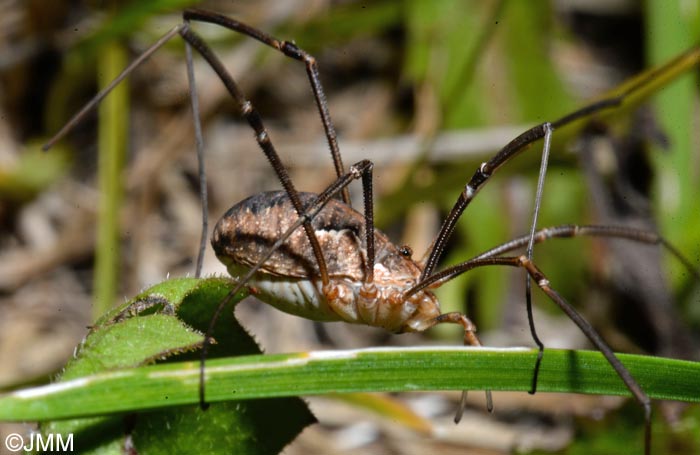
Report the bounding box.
[212,191,441,333]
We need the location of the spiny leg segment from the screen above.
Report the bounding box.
[178,24,333,289]
[182,9,350,205]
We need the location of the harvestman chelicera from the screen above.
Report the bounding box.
[44,9,700,454]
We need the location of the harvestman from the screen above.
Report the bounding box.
[44,9,700,454]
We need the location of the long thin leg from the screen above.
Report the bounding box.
[409,219,699,439]
[416,52,698,422]
[361,163,375,284]
[42,24,186,151]
[42,15,348,278]
[419,120,580,280]
[421,255,652,455]
[420,220,690,428]
[41,23,211,277]
[184,39,207,278]
[179,25,332,288]
[524,122,553,394]
[517,256,652,455]
[355,159,381,321]
[419,46,700,281]
[474,224,700,279]
[408,224,699,296]
[199,159,373,407]
[183,9,350,205]
[433,312,493,421]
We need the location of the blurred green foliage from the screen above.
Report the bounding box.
[0,143,69,203]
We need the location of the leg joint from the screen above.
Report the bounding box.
[280,41,305,60]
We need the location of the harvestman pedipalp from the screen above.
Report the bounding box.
[43,9,700,454]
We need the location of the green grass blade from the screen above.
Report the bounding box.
[2,347,699,422]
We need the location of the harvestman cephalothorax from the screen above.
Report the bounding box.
[43,9,700,454]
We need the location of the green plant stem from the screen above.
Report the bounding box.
[94,40,129,320]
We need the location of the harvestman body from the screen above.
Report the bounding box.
[213,191,458,335]
[210,186,491,415]
[42,8,700,455]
